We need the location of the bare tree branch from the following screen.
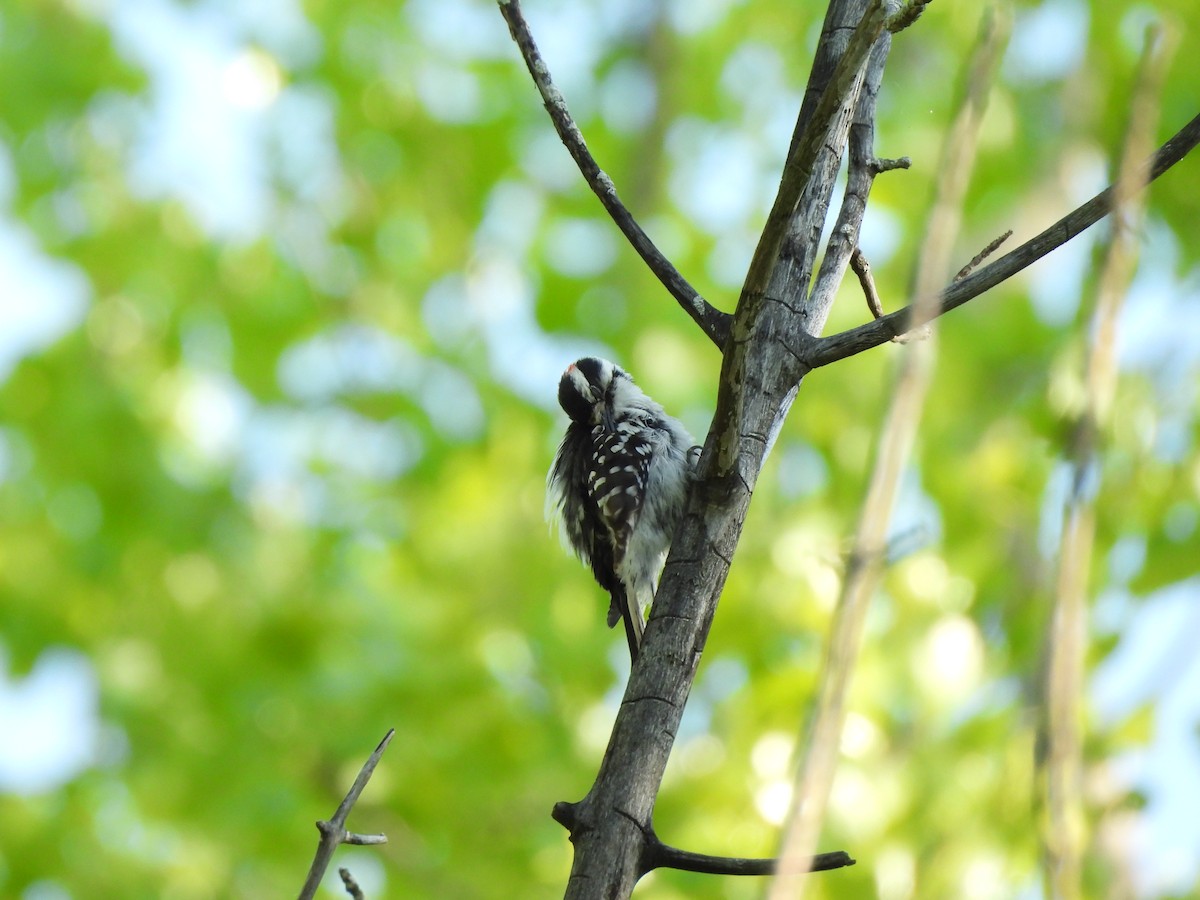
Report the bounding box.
[548,2,894,895]
[808,35,909,329]
[856,228,1011,326]
[643,832,855,876]
[552,803,855,879]
[497,0,731,348]
[887,0,933,34]
[338,867,366,900]
[298,729,394,900]
[1041,25,1170,900]
[852,247,885,318]
[499,1,1198,898]
[955,229,1012,282]
[770,8,1008,896]
[741,0,890,301]
[711,0,894,485]
[808,110,1200,368]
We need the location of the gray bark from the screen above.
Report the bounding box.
[559,1,892,896]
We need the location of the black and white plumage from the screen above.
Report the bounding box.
[546,357,696,659]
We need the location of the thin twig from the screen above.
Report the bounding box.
[855,229,1012,321]
[339,867,366,900]
[809,110,1200,367]
[298,729,395,900]
[808,32,905,331]
[872,156,912,174]
[1041,25,1169,900]
[894,231,1013,343]
[497,0,731,348]
[955,229,1012,282]
[770,9,1008,897]
[852,248,884,318]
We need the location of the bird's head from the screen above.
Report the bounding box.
[558,357,628,429]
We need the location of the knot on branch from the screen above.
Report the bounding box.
[552,800,581,833]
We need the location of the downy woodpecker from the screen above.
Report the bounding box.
[547,357,696,659]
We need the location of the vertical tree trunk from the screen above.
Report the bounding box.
[559,2,892,896]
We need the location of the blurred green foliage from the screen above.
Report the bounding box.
[0,0,1198,897]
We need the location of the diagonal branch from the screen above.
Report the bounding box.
[1041,26,1170,900]
[808,110,1200,368]
[770,8,1008,896]
[298,729,395,900]
[497,0,731,349]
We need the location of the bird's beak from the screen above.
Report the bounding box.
[600,404,616,431]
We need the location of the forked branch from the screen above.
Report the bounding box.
[743,0,891,298]
[552,802,855,879]
[807,34,908,332]
[809,110,1200,368]
[298,729,395,900]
